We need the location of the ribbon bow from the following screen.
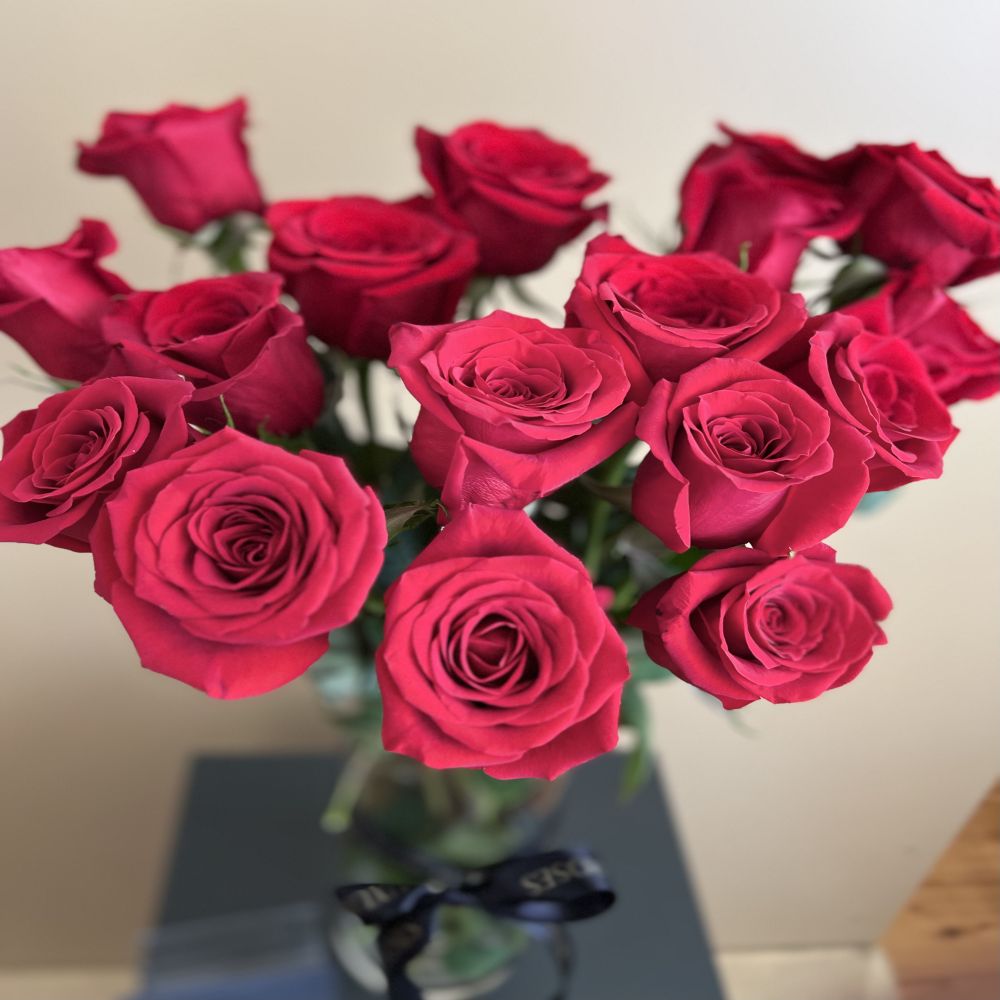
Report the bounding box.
[336,847,615,1000]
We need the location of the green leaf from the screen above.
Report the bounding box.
[663,545,711,575]
[257,424,316,453]
[826,254,888,311]
[383,501,440,541]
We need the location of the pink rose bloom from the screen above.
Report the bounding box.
[266,195,477,359]
[630,544,892,709]
[390,310,646,511]
[802,313,957,491]
[416,120,608,275]
[679,126,859,289]
[0,377,193,552]
[377,506,629,779]
[0,220,129,381]
[77,98,264,232]
[101,273,323,436]
[566,234,806,381]
[632,358,872,554]
[92,430,387,698]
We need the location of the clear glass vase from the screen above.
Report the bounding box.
[324,746,568,998]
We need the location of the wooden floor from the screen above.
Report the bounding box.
[882,784,1000,1000]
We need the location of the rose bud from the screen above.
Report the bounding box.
[841,272,1000,406]
[632,358,873,554]
[389,310,647,511]
[801,313,958,491]
[832,143,1000,286]
[376,506,629,780]
[266,196,477,359]
[77,98,265,233]
[0,220,129,381]
[679,126,860,289]
[100,272,324,436]
[630,544,892,709]
[91,429,387,699]
[416,120,609,276]
[566,235,807,382]
[0,377,193,552]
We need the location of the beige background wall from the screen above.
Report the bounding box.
[1,0,998,967]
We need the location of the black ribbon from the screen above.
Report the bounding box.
[336,847,615,1000]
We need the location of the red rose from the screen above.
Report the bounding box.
[416,121,609,276]
[0,377,193,552]
[389,310,645,511]
[266,196,477,359]
[679,127,859,289]
[91,429,387,698]
[100,273,324,435]
[376,506,629,779]
[842,274,1000,406]
[632,359,872,554]
[629,544,891,709]
[801,313,957,491]
[565,235,806,381]
[77,98,264,233]
[0,220,129,381]
[833,143,1000,285]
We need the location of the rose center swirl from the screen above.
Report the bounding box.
[749,587,829,661]
[443,610,539,699]
[187,494,300,589]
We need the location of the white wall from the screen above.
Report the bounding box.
[1,0,998,963]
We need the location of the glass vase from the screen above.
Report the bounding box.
[325,746,568,999]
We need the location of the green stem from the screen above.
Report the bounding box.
[320,743,380,834]
[583,446,633,581]
[204,214,259,274]
[420,767,455,823]
[611,575,641,618]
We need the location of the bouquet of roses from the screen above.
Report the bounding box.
[2,99,998,788]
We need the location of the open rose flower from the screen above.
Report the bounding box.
[565,235,806,381]
[416,120,608,275]
[100,273,324,435]
[629,544,892,709]
[842,274,1000,406]
[632,359,873,554]
[0,220,129,381]
[390,310,646,511]
[832,143,1000,286]
[266,195,477,359]
[376,506,629,779]
[77,98,264,233]
[679,126,859,289]
[91,429,386,698]
[0,377,193,552]
[801,313,957,491]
